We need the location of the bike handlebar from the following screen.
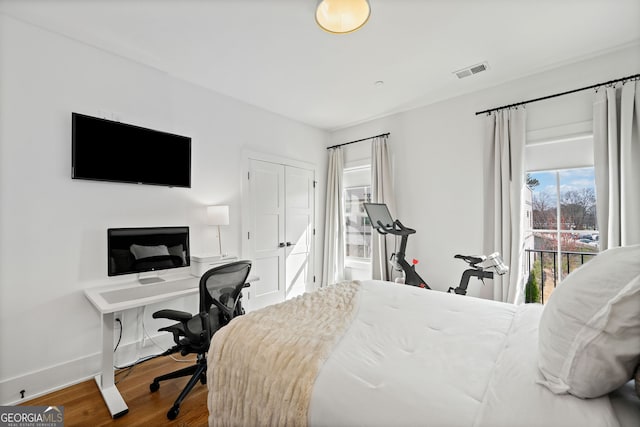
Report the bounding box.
[375,219,416,236]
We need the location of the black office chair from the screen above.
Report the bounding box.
[149,260,251,420]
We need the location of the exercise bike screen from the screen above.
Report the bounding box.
[363,203,394,229]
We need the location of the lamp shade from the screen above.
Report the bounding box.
[207,205,229,226]
[315,0,371,34]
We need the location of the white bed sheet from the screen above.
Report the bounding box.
[309,280,622,427]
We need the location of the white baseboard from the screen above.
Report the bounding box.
[0,333,174,406]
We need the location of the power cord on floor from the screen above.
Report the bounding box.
[112,316,164,384]
[114,353,164,384]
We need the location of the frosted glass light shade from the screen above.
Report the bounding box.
[315,0,371,34]
[207,205,229,226]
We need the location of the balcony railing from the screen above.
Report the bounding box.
[524,249,598,304]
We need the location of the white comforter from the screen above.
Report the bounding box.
[308,280,619,427]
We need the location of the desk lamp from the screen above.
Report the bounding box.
[207,205,229,257]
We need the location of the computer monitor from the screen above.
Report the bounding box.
[363,203,395,229]
[107,226,190,282]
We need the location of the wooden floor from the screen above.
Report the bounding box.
[22,355,209,427]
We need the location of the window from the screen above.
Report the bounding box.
[524,167,599,303]
[343,166,372,263]
[344,185,372,259]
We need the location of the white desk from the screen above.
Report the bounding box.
[85,272,258,418]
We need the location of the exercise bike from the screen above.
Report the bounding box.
[447,252,508,295]
[363,203,430,289]
[364,203,508,295]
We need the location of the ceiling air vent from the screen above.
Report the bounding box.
[454,62,489,79]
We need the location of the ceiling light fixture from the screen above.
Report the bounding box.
[315,0,371,34]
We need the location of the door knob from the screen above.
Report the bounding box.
[286,242,293,247]
[278,242,286,248]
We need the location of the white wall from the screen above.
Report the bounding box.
[329,45,640,298]
[0,14,327,404]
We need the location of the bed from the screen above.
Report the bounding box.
[206,245,640,427]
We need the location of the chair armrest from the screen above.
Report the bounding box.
[153,309,192,322]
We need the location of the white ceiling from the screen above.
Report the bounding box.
[2,0,639,130]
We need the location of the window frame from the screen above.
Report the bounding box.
[525,166,598,285]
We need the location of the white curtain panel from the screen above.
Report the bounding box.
[322,147,346,286]
[483,108,526,304]
[371,137,396,281]
[593,80,640,250]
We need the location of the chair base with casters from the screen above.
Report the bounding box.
[149,351,207,420]
[149,260,252,420]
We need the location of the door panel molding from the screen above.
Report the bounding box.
[242,150,316,311]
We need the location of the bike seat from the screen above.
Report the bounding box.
[454,254,485,266]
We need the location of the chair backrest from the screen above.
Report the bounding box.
[199,260,251,324]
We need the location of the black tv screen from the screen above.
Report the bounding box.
[72,113,191,187]
[108,226,191,277]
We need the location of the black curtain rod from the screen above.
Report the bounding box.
[326,132,390,150]
[475,73,640,116]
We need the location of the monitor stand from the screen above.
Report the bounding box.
[137,273,165,285]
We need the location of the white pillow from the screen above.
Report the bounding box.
[537,244,640,398]
[129,244,169,260]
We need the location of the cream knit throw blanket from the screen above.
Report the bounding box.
[207,281,362,427]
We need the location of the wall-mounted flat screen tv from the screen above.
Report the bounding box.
[108,226,191,277]
[72,113,191,187]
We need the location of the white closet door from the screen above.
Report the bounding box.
[285,166,314,298]
[246,159,286,310]
[245,158,315,310]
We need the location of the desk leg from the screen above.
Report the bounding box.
[95,312,129,418]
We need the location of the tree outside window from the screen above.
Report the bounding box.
[524,167,599,303]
